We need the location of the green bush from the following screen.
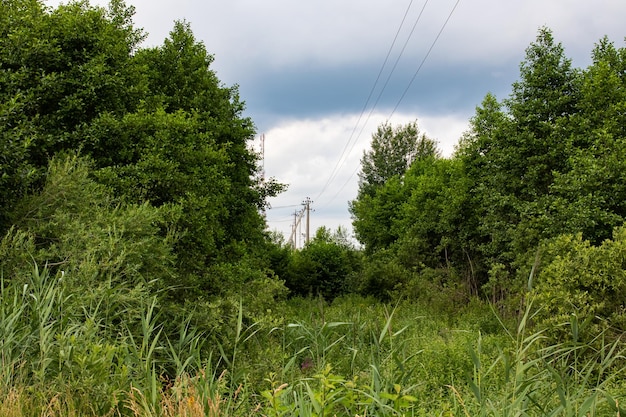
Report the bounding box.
[284,227,362,300]
[533,226,626,342]
[356,249,409,301]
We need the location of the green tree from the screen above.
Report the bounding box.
[88,109,234,294]
[395,157,477,289]
[352,155,478,299]
[350,121,439,253]
[455,94,518,272]
[284,227,362,300]
[356,121,439,198]
[505,27,580,197]
[350,176,407,255]
[125,22,284,273]
[455,29,626,305]
[1,0,144,153]
[0,1,286,306]
[0,0,144,231]
[456,28,583,285]
[545,37,626,245]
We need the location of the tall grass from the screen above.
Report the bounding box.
[0,273,27,388]
[0,264,624,416]
[453,300,626,416]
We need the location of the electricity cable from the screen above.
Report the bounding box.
[266,217,295,223]
[267,204,300,210]
[388,0,461,119]
[318,0,431,208]
[275,0,461,231]
[313,0,417,203]
[323,0,462,207]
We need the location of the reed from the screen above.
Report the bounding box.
[0,265,624,416]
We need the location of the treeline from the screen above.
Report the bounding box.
[2,1,626,337]
[349,28,626,338]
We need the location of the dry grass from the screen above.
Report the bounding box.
[0,388,23,417]
[125,372,232,417]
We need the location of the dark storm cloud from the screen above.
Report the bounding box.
[239,59,519,132]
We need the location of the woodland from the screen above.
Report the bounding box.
[1,1,626,415]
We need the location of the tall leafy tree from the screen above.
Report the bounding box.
[395,159,472,268]
[130,22,277,249]
[457,28,583,277]
[356,121,439,198]
[348,29,626,303]
[0,0,144,230]
[505,27,580,197]
[350,121,439,253]
[455,29,626,302]
[545,37,626,245]
[455,94,518,270]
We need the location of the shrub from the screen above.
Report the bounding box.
[533,226,626,342]
[284,227,362,301]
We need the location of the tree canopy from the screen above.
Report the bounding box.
[350,28,626,311]
[350,120,439,254]
[0,0,285,310]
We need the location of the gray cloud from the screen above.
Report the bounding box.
[244,62,512,113]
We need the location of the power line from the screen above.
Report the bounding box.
[353,0,430,131]
[317,0,432,207]
[325,163,361,207]
[389,0,461,119]
[274,1,463,226]
[322,0,462,208]
[314,0,418,203]
[266,217,295,223]
[268,204,300,210]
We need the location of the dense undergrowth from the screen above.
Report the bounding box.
[1,264,624,416]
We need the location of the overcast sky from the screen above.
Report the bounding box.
[46,0,626,246]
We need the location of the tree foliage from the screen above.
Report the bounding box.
[0,1,285,308]
[455,28,626,289]
[356,120,439,198]
[350,28,626,313]
[350,121,439,254]
[534,227,626,342]
[283,227,363,300]
[0,0,144,227]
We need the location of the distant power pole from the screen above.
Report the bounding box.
[303,197,313,244]
[287,199,312,249]
[290,209,299,249]
[259,134,267,224]
[289,208,304,249]
[259,133,266,182]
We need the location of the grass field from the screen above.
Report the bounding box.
[1,266,625,416]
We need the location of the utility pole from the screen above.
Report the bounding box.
[303,197,313,245]
[287,199,312,249]
[289,208,304,249]
[259,133,265,182]
[259,134,267,224]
